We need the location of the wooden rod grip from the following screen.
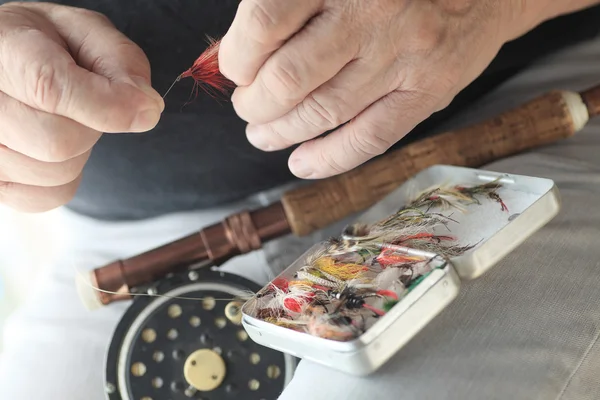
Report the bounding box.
[281,89,591,237]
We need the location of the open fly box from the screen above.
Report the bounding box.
[241,165,561,375]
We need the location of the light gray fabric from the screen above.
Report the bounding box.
[1,32,600,400]
[274,35,600,400]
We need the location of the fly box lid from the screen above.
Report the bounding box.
[241,165,561,375]
[355,165,561,279]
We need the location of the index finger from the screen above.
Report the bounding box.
[219,0,323,86]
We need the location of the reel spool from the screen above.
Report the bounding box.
[104,269,296,400]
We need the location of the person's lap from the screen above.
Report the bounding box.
[2,36,600,399]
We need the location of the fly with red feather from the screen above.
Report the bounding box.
[163,37,234,101]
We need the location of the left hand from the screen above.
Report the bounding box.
[218,0,522,179]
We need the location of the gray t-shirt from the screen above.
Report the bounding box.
[11,1,600,221]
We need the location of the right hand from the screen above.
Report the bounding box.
[0,2,164,212]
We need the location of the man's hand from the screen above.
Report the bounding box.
[218,0,592,179]
[0,2,164,212]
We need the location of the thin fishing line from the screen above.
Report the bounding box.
[162,75,182,99]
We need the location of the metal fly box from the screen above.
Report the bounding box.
[241,165,561,376]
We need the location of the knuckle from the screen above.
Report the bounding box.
[263,54,303,102]
[298,94,343,130]
[347,127,392,158]
[263,123,295,148]
[87,53,113,77]
[241,0,279,42]
[27,61,66,113]
[317,150,346,175]
[416,25,446,53]
[404,16,448,58]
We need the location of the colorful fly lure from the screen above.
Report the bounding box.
[247,180,509,342]
[401,178,509,213]
[163,36,235,102]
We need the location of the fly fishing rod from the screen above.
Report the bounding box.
[80,83,600,308]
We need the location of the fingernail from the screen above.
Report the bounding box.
[130,108,161,132]
[289,157,314,178]
[129,76,165,112]
[246,125,274,151]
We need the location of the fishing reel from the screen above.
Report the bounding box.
[104,267,296,400]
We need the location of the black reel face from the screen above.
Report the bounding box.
[105,269,296,400]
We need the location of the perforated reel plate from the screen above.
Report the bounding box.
[105,269,296,400]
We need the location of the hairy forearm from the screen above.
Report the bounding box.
[505,0,600,40]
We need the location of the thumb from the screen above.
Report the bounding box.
[0,4,164,133]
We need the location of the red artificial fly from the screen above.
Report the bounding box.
[163,37,236,101]
[283,294,316,313]
[376,249,423,268]
[271,277,290,292]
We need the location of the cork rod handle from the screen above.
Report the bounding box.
[281,88,595,237]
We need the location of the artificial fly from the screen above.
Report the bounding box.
[401,178,509,214]
[162,36,235,102]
